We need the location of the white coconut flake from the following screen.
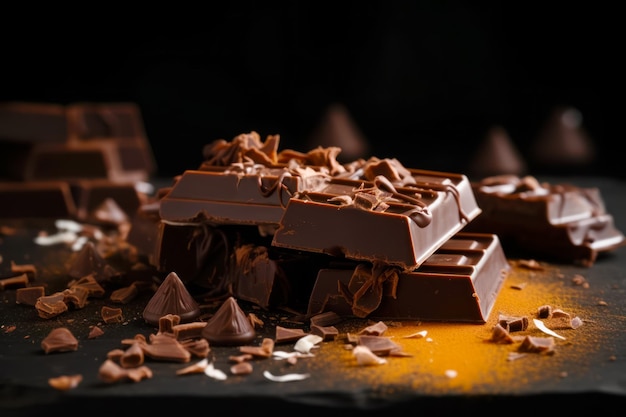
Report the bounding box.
[204,362,227,380]
[263,370,310,382]
[533,318,566,340]
[71,236,89,252]
[272,351,315,360]
[353,345,387,366]
[445,369,458,379]
[55,219,84,233]
[403,330,428,339]
[34,231,78,246]
[293,334,323,353]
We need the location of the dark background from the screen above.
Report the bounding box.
[1,1,623,179]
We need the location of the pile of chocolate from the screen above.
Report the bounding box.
[1,105,624,326]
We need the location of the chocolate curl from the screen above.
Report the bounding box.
[340,263,399,318]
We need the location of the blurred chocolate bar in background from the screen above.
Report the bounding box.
[0,101,156,182]
[0,102,156,221]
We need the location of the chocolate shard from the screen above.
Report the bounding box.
[307,232,509,323]
[200,296,256,346]
[465,174,626,266]
[142,272,201,326]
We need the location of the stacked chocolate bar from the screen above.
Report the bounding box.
[149,132,510,323]
[0,102,155,222]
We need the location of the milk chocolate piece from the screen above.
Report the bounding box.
[307,232,509,323]
[41,327,79,354]
[101,306,124,323]
[0,273,29,290]
[0,181,77,219]
[201,296,256,346]
[35,292,69,319]
[15,286,45,306]
[142,272,201,326]
[465,175,626,266]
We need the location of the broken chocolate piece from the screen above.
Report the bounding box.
[35,293,69,319]
[142,272,201,326]
[0,273,29,290]
[201,296,256,346]
[275,326,308,344]
[15,286,45,306]
[41,327,79,354]
[307,232,509,323]
[101,306,124,323]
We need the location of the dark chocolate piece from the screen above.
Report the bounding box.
[142,272,201,326]
[465,175,626,266]
[101,306,124,323]
[200,296,256,346]
[70,179,143,224]
[66,241,119,283]
[306,232,509,323]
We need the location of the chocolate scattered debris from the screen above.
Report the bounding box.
[0,273,29,290]
[15,286,45,306]
[101,306,124,323]
[48,374,83,391]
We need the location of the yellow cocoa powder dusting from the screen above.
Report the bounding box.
[304,260,622,395]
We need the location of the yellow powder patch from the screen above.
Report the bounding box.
[304,259,621,395]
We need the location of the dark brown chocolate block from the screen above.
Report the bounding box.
[306,232,509,323]
[464,175,626,266]
[0,181,77,219]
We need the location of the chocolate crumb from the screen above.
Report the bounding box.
[230,361,253,376]
[518,335,556,354]
[48,374,82,391]
[88,326,105,339]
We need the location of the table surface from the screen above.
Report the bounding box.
[2,176,626,416]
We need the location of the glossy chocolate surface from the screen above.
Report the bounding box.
[307,232,509,323]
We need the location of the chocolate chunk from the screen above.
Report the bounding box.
[41,327,79,354]
[142,272,201,326]
[35,292,69,319]
[275,325,308,344]
[465,175,626,266]
[307,232,509,323]
[15,286,45,306]
[101,306,124,323]
[201,296,256,346]
[0,273,29,290]
[310,324,338,341]
[66,241,120,283]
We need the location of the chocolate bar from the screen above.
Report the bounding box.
[272,168,481,271]
[159,160,481,272]
[306,232,509,323]
[0,181,77,219]
[0,101,155,182]
[464,175,626,266]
